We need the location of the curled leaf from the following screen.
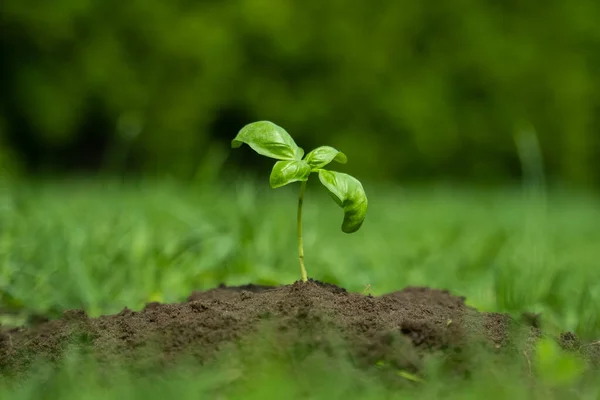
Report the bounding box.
[270,160,312,188]
[232,121,303,160]
[304,146,348,170]
[317,170,368,233]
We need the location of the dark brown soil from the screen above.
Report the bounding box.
[0,280,596,379]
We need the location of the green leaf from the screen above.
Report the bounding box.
[269,160,312,188]
[397,370,425,383]
[304,146,347,170]
[534,337,586,387]
[231,121,303,161]
[318,170,368,233]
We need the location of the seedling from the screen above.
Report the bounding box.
[231,121,368,282]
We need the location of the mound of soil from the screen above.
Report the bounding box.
[0,280,595,379]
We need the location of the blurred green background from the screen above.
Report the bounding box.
[2,0,600,185]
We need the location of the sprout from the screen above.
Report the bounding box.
[232,121,368,282]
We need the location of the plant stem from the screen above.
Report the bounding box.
[297,180,308,282]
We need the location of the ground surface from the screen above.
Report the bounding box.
[0,280,532,375]
[0,178,599,398]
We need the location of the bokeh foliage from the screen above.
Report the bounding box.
[2,0,600,184]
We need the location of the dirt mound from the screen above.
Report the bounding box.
[0,280,592,378]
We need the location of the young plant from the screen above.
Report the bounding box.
[231,121,368,282]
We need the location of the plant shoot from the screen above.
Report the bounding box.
[231,121,368,282]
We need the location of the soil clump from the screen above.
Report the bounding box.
[1,280,595,379]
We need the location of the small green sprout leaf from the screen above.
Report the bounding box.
[397,370,425,383]
[231,120,369,282]
[269,160,312,188]
[318,170,368,233]
[231,121,303,160]
[304,146,347,170]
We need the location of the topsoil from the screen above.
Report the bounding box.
[0,280,597,380]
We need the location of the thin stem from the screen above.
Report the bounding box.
[297,180,308,282]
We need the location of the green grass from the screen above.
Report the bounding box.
[1,177,599,398]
